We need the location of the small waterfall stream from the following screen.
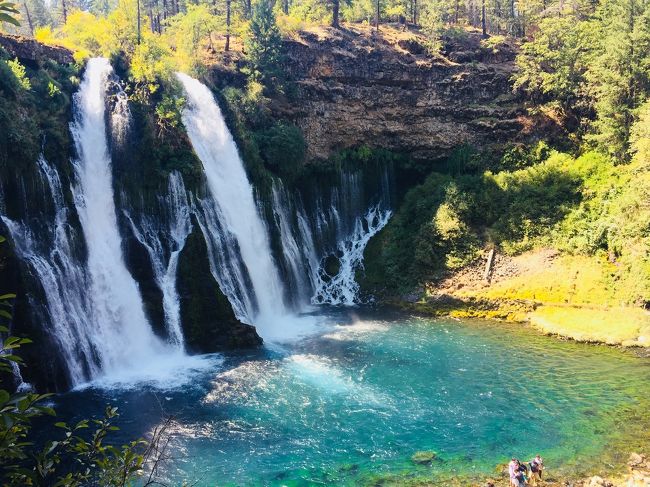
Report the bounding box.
[123,172,192,349]
[1,157,98,385]
[269,171,393,307]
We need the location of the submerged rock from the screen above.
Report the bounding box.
[411,450,437,465]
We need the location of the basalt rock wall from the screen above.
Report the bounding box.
[272,27,524,162]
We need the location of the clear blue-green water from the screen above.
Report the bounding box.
[50,310,650,485]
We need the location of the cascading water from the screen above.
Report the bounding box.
[271,182,315,306]
[123,172,192,348]
[1,157,98,385]
[176,73,291,338]
[268,169,393,307]
[70,57,168,375]
[191,195,256,320]
[312,207,392,305]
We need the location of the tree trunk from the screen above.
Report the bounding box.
[375,0,379,30]
[331,0,339,27]
[22,0,34,35]
[455,0,459,23]
[61,0,67,23]
[481,0,486,36]
[412,0,417,24]
[137,0,141,44]
[225,0,231,51]
[283,0,288,14]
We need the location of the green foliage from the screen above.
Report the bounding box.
[164,4,224,73]
[367,139,649,306]
[254,122,306,178]
[6,58,31,90]
[591,0,650,159]
[515,0,650,159]
[0,52,76,174]
[0,0,20,26]
[514,17,595,105]
[373,148,584,289]
[244,0,286,91]
[631,100,650,163]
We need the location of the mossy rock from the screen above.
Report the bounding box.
[411,450,437,465]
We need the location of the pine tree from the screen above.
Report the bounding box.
[589,0,650,160]
[244,0,285,89]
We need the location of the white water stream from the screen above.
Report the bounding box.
[177,73,301,340]
[70,58,173,377]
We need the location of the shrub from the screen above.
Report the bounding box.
[254,122,306,178]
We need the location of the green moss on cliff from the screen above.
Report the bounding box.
[0,52,78,175]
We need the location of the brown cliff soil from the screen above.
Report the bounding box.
[0,33,74,66]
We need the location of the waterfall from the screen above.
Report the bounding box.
[123,172,192,348]
[269,170,393,307]
[1,157,98,385]
[312,206,392,305]
[70,57,168,375]
[271,182,314,305]
[176,73,289,336]
[191,195,256,320]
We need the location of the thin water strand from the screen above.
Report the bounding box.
[123,172,192,348]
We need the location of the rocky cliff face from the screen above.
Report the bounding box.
[273,26,523,162]
[0,34,74,66]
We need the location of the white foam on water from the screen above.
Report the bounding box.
[322,320,389,341]
[75,353,223,392]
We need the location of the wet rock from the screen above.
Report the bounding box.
[176,219,263,353]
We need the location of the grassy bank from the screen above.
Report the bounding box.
[401,250,650,347]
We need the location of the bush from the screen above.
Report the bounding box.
[0,321,174,486]
[254,122,306,178]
